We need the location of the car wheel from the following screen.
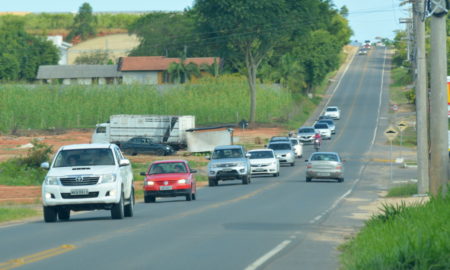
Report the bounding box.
[157,149,166,156]
[208,177,217,187]
[242,175,249,185]
[43,206,57,223]
[192,192,196,200]
[111,193,124,219]
[124,188,135,217]
[273,172,279,177]
[58,208,70,221]
[290,162,295,167]
[338,178,344,183]
[306,177,312,182]
[144,195,155,203]
[186,189,193,201]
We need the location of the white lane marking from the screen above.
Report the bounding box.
[322,48,357,112]
[244,240,292,270]
[370,47,387,148]
[309,178,361,224]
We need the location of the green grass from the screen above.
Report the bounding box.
[386,183,418,197]
[340,192,450,270]
[0,208,39,223]
[0,75,294,133]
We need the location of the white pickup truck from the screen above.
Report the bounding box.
[41,144,134,222]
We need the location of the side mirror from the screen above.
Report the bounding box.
[140,172,147,176]
[245,153,251,158]
[41,162,50,169]
[264,144,267,148]
[191,169,198,173]
[119,159,130,167]
[205,155,210,160]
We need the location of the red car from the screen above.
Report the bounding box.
[140,160,197,203]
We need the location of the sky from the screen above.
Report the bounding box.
[1,0,408,42]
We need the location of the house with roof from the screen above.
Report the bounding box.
[36,65,122,85]
[118,56,218,85]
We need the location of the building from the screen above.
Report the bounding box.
[36,65,122,85]
[47,36,72,65]
[118,56,218,84]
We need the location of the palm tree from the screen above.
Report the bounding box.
[168,58,201,83]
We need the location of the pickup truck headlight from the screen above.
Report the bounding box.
[101,174,117,183]
[44,176,59,185]
[236,162,245,167]
[211,164,219,168]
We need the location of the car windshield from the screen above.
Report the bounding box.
[311,154,339,161]
[327,107,337,112]
[249,151,274,159]
[314,124,328,129]
[290,139,298,145]
[318,120,333,126]
[298,128,315,133]
[53,149,115,167]
[270,137,289,142]
[212,149,243,159]
[268,143,291,150]
[150,162,187,174]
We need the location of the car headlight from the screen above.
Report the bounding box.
[44,176,59,185]
[211,163,219,168]
[166,146,171,150]
[177,179,188,184]
[146,180,155,186]
[101,174,117,183]
[236,162,245,167]
[286,152,292,157]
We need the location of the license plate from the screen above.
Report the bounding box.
[317,172,330,177]
[160,186,172,191]
[254,169,265,172]
[70,189,89,195]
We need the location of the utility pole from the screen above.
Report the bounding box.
[428,0,449,196]
[413,0,429,194]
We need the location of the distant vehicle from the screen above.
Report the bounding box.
[318,115,333,121]
[269,136,290,143]
[120,136,175,156]
[297,127,316,144]
[317,119,336,134]
[358,49,368,55]
[289,137,303,158]
[314,122,332,140]
[207,145,251,186]
[267,141,296,167]
[323,106,341,120]
[91,114,195,150]
[248,149,280,177]
[41,144,135,222]
[305,152,345,182]
[140,160,197,203]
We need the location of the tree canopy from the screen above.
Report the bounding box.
[0,16,59,81]
[66,2,97,42]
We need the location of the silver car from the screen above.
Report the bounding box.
[305,152,344,182]
[317,119,336,134]
[297,127,316,144]
[207,145,251,186]
[267,142,295,167]
[248,149,280,177]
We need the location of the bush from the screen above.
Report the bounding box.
[404,89,416,104]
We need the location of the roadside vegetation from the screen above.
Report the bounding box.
[386,183,418,197]
[0,207,39,223]
[340,190,450,269]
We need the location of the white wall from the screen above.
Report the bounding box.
[122,71,159,84]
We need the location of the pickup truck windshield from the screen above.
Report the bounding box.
[212,149,243,159]
[53,149,115,167]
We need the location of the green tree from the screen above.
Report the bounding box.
[66,2,97,42]
[194,0,292,123]
[0,16,59,81]
[74,50,113,64]
[167,58,201,83]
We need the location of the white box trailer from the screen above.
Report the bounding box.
[186,126,234,153]
[92,115,195,149]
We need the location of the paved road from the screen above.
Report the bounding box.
[0,46,392,270]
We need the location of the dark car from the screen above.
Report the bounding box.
[120,136,175,156]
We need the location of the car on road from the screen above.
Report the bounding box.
[289,137,303,158]
[267,141,296,166]
[248,149,280,177]
[41,144,135,222]
[269,136,290,143]
[358,49,368,55]
[297,127,316,144]
[323,106,341,120]
[120,136,175,156]
[314,122,332,140]
[305,152,344,182]
[140,160,197,203]
[207,145,251,186]
[317,119,336,134]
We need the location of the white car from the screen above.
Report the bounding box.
[41,144,135,222]
[289,138,303,158]
[323,106,340,120]
[248,149,280,177]
[314,122,332,140]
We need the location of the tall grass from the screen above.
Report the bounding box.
[340,193,450,269]
[0,76,294,133]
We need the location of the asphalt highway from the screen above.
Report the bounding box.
[0,46,390,270]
